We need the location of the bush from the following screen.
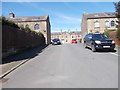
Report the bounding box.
[24,27,31,33]
[37,31,43,35]
[116,29,120,40]
[31,31,37,34]
[1,16,44,37]
[1,16,19,29]
[104,30,112,37]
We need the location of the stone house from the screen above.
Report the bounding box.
[8,13,51,44]
[51,31,82,44]
[81,12,118,42]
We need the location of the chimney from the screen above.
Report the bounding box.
[9,12,15,18]
[68,29,70,33]
[60,29,62,33]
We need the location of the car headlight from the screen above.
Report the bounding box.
[112,41,115,44]
[95,41,101,44]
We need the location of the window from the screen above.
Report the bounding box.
[34,24,39,30]
[25,24,29,28]
[105,21,110,27]
[94,21,99,27]
[111,21,115,27]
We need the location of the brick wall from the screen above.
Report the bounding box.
[2,25,45,58]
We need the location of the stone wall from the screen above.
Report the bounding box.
[87,18,118,34]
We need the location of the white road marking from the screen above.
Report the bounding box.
[94,52,119,56]
[109,53,119,56]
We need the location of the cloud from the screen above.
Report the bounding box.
[50,12,81,32]
[60,14,81,23]
[51,13,81,25]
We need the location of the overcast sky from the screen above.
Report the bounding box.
[2,2,116,32]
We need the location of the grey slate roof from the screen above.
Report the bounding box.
[51,31,81,35]
[84,12,116,19]
[8,15,48,22]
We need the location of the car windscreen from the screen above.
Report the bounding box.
[52,39,60,42]
[93,34,108,39]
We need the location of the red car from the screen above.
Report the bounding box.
[72,39,77,43]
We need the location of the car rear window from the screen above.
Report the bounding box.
[52,39,60,42]
[72,39,76,40]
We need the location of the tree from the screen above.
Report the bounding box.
[114,1,120,39]
[114,1,120,19]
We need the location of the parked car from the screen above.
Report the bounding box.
[72,39,77,43]
[51,38,61,45]
[83,33,115,52]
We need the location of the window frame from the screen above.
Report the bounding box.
[111,21,115,27]
[94,21,99,28]
[105,21,110,27]
[34,24,40,30]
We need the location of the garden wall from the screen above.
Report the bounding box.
[109,31,120,46]
[2,25,45,58]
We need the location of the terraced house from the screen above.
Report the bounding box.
[51,31,82,44]
[8,13,51,44]
[81,12,118,41]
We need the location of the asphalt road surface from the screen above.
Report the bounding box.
[2,44,118,88]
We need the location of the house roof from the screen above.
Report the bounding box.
[51,31,81,35]
[8,15,49,22]
[84,12,116,19]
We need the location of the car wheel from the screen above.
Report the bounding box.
[91,45,96,52]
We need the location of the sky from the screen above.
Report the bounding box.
[2,2,116,32]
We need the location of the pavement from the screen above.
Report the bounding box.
[1,43,118,88]
[0,44,50,79]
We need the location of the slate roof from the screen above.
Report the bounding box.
[8,15,48,22]
[70,31,81,35]
[51,31,81,35]
[51,32,61,35]
[84,12,117,19]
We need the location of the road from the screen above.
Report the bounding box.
[2,44,118,88]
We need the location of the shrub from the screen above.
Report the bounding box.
[104,30,112,37]
[1,16,44,37]
[37,31,43,35]
[116,29,120,40]
[24,27,31,33]
[31,31,37,34]
[1,16,19,29]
